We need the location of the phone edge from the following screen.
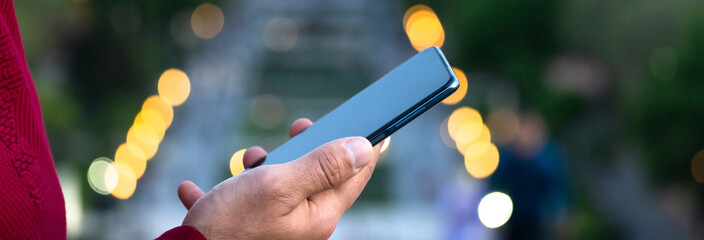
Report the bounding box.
[366,47,459,145]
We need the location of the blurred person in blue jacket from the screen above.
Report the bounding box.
[491,112,570,239]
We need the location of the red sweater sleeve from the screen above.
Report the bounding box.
[0,0,67,238]
[0,1,207,239]
[156,225,207,240]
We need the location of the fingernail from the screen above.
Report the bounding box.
[250,156,266,168]
[345,138,371,170]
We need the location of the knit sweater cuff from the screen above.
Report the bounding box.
[155,225,207,240]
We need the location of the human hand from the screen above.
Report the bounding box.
[177,118,383,239]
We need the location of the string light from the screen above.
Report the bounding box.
[89,68,190,199]
[87,157,117,195]
[110,161,137,200]
[114,143,147,179]
[448,107,482,141]
[126,121,160,160]
[446,107,501,179]
[403,4,445,52]
[464,142,499,179]
[158,68,191,106]
[135,109,167,141]
[142,95,174,128]
[456,124,491,154]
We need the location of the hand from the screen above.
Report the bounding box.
[177,118,383,239]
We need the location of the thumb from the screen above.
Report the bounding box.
[178,181,205,210]
[282,137,372,199]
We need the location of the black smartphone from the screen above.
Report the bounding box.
[264,47,459,165]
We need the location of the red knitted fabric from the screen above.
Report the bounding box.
[0,1,205,239]
[156,225,207,240]
[0,0,67,239]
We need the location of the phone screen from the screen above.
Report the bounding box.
[264,47,458,165]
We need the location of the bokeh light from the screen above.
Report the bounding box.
[158,68,191,106]
[126,121,160,160]
[456,124,491,154]
[402,5,431,31]
[403,4,445,52]
[135,109,167,141]
[464,142,499,179]
[250,94,286,129]
[142,95,174,128]
[448,107,483,141]
[230,149,246,176]
[454,122,488,155]
[114,143,147,179]
[442,67,469,105]
[191,3,225,39]
[380,137,391,153]
[87,157,117,195]
[691,150,704,183]
[263,17,298,52]
[486,109,520,146]
[110,161,137,199]
[478,192,513,228]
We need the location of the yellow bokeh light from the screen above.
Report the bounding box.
[442,67,469,105]
[448,107,483,140]
[87,157,117,195]
[464,142,499,179]
[115,143,147,179]
[403,5,445,52]
[403,5,433,31]
[454,122,484,154]
[126,122,160,160]
[691,150,704,183]
[142,95,174,128]
[230,149,246,176]
[110,161,137,199]
[191,3,225,39]
[456,124,491,154]
[158,68,191,106]
[380,137,391,153]
[478,192,513,228]
[135,109,167,141]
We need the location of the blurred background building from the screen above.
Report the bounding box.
[15,0,704,239]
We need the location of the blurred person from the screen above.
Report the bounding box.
[491,112,569,239]
[0,1,382,239]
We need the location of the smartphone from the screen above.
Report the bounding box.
[264,47,459,165]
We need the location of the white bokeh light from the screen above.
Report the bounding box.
[477,192,513,228]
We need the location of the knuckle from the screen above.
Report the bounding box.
[314,144,349,188]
